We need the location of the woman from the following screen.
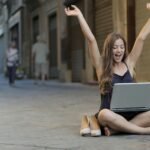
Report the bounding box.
[6,41,18,85]
[65,5,150,136]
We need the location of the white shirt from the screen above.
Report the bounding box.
[6,48,18,67]
[32,42,49,64]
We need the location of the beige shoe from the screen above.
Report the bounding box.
[89,115,101,137]
[80,115,91,136]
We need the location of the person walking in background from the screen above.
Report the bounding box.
[32,35,49,84]
[65,4,150,136]
[6,41,18,86]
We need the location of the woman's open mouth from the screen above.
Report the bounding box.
[114,53,123,60]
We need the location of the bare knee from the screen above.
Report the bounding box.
[136,111,150,120]
[98,109,115,126]
[146,111,150,117]
[143,111,150,121]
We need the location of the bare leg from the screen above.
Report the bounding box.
[105,111,150,136]
[34,64,40,84]
[41,64,47,84]
[129,111,150,127]
[34,73,40,84]
[98,109,150,136]
[34,75,38,84]
[41,73,45,83]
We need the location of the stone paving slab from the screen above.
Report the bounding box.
[0,77,149,150]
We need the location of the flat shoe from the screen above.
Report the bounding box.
[89,115,101,137]
[80,115,90,136]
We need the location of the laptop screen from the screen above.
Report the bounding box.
[110,82,150,111]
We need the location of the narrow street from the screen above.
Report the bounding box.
[0,76,149,150]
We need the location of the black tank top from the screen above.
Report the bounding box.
[100,64,134,110]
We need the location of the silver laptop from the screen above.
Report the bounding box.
[110,82,150,112]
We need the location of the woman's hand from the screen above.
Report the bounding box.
[64,5,82,17]
[147,3,150,9]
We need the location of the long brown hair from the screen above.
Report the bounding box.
[100,32,128,94]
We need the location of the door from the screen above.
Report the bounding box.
[127,0,135,52]
[68,1,85,82]
[32,16,39,43]
[0,36,5,73]
[49,14,58,79]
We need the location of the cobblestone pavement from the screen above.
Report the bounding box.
[0,76,149,150]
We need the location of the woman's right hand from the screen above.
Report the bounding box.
[65,4,101,73]
[64,5,82,17]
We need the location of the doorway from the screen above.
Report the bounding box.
[49,13,58,79]
[0,36,5,73]
[127,0,135,52]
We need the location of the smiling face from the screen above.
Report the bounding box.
[100,33,127,94]
[112,38,125,63]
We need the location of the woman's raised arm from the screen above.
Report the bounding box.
[65,5,102,77]
[127,4,150,69]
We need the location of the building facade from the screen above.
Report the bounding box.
[135,0,150,81]
[0,0,8,73]
[1,0,150,82]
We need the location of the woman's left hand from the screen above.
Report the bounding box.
[147,3,150,9]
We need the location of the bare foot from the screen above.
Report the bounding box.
[104,127,117,136]
[104,127,111,136]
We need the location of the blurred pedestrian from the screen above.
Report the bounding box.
[6,41,19,85]
[32,35,49,84]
